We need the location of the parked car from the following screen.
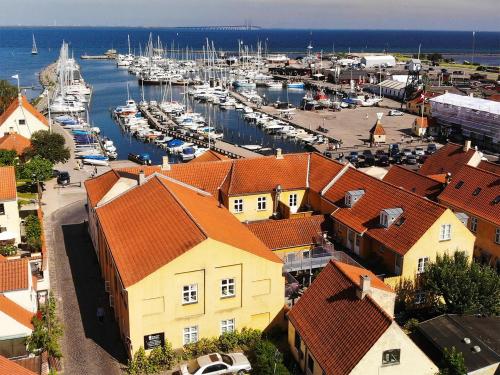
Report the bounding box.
[375,150,387,159]
[378,155,390,166]
[406,155,418,165]
[57,171,70,186]
[414,147,425,156]
[362,150,375,166]
[52,169,60,178]
[427,143,437,154]
[389,109,404,116]
[174,353,251,375]
[347,151,359,163]
[402,148,413,157]
[388,144,400,157]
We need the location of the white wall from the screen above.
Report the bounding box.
[0,311,32,339]
[0,103,48,139]
[0,200,21,244]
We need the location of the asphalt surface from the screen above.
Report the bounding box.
[46,200,126,374]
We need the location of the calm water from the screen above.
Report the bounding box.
[0,28,499,162]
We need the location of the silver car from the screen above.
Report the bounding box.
[174,352,251,375]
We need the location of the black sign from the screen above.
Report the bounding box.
[144,332,165,350]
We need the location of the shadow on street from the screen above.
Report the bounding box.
[61,222,127,366]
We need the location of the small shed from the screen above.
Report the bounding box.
[412,117,429,137]
[370,113,386,144]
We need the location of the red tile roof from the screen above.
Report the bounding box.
[370,121,386,136]
[0,133,31,155]
[383,165,444,200]
[96,176,280,287]
[0,259,29,292]
[333,261,393,293]
[0,166,17,201]
[288,261,392,375]
[439,165,500,226]
[0,294,34,329]
[0,95,48,127]
[84,170,120,208]
[246,215,328,250]
[190,150,229,163]
[0,355,37,375]
[478,160,500,175]
[308,153,345,193]
[414,117,429,128]
[324,168,447,255]
[419,143,477,176]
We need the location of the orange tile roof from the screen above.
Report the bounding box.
[427,174,448,184]
[333,260,393,293]
[0,166,17,201]
[288,261,392,375]
[370,121,386,136]
[0,95,48,127]
[0,294,34,329]
[439,165,500,226]
[324,168,447,255]
[84,170,120,207]
[419,143,476,176]
[478,160,500,175]
[246,215,328,250]
[0,355,37,375]
[0,133,31,155]
[96,176,280,287]
[0,259,29,292]
[308,153,345,193]
[383,165,444,200]
[190,150,229,163]
[414,117,429,128]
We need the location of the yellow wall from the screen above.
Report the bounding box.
[126,238,284,352]
[288,322,325,375]
[227,189,306,222]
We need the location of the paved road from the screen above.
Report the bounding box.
[46,201,126,374]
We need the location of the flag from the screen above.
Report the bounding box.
[11,74,19,79]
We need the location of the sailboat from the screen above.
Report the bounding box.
[31,34,38,55]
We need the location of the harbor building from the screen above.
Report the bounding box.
[429,93,500,152]
[288,261,438,375]
[0,95,48,140]
[361,55,396,68]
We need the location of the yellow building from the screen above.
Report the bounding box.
[85,173,284,355]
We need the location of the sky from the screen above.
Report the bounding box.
[1,0,499,31]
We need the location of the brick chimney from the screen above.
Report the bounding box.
[276,148,283,159]
[138,170,146,185]
[356,275,371,300]
[161,155,170,171]
[463,140,471,152]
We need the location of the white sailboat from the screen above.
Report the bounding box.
[31,34,38,55]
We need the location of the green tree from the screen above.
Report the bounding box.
[422,252,500,315]
[26,293,63,358]
[24,214,42,251]
[26,130,70,164]
[253,340,290,375]
[0,79,17,114]
[19,155,53,181]
[0,149,17,166]
[439,346,467,375]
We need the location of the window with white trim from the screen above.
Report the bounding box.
[439,224,452,241]
[182,284,197,304]
[470,217,478,233]
[221,278,235,298]
[417,257,429,274]
[233,199,243,213]
[289,193,298,207]
[221,318,235,333]
[495,228,500,245]
[183,326,198,345]
[257,196,267,211]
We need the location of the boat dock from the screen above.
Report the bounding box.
[139,107,261,159]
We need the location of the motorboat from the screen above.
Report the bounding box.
[287,82,305,89]
[265,81,283,89]
[128,153,152,165]
[83,158,109,166]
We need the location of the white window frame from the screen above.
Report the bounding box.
[233,199,243,213]
[289,193,298,207]
[470,217,478,233]
[439,224,452,241]
[495,228,500,245]
[182,284,198,305]
[417,257,429,274]
[183,326,198,345]
[221,318,235,333]
[221,278,235,298]
[257,196,267,211]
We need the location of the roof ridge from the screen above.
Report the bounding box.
[390,165,445,184]
[0,294,33,329]
[463,163,500,178]
[154,173,211,196]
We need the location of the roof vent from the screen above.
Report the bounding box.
[463,337,471,345]
[472,187,481,196]
[455,212,469,226]
[493,196,500,205]
[345,190,365,208]
[472,345,481,353]
[380,208,403,228]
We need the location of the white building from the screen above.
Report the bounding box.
[0,95,49,140]
[429,93,500,152]
[0,167,21,244]
[370,79,406,100]
[361,55,396,68]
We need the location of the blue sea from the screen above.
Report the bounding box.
[0,28,499,163]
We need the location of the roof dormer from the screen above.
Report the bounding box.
[380,208,403,228]
[345,190,365,208]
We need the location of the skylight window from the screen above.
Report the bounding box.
[455,181,464,189]
[472,188,482,196]
[493,196,500,205]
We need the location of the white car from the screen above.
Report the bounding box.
[388,110,404,116]
[414,147,425,156]
[174,353,251,375]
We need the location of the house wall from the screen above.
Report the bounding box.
[350,322,438,375]
[124,238,284,354]
[0,199,21,244]
[0,311,32,340]
[0,104,47,139]
[288,322,325,375]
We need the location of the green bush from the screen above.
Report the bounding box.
[183,337,219,358]
[0,244,17,256]
[127,342,178,375]
[25,214,42,251]
[217,331,240,352]
[253,340,290,375]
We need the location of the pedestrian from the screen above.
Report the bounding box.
[401,135,404,143]
[97,306,105,323]
[94,166,98,176]
[365,113,369,120]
